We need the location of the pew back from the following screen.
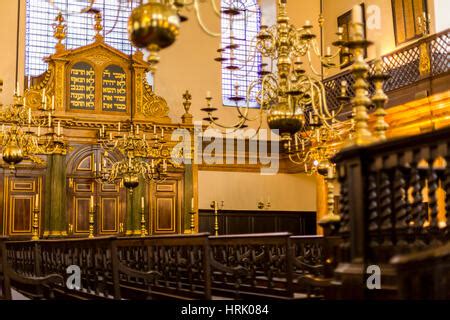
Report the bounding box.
[209,232,294,299]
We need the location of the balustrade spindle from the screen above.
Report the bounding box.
[444,153,450,239]
[414,164,429,248]
[400,165,413,229]
[368,173,380,250]
[379,170,394,255]
[394,167,409,249]
[428,162,440,233]
[338,167,350,262]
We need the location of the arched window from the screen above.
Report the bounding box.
[221,0,261,107]
[25,0,139,76]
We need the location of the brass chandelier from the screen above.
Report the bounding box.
[128,0,231,70]
[97,122,179,191]
[202,0,350,138]
[0,82,67,170]
[201,0,390,178]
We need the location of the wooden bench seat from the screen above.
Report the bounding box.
[0,232,327,300]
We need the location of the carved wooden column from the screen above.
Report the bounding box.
[183,163,195,233]
[125,177,145,236]
[333,148,370,300]
[43,154,67,237]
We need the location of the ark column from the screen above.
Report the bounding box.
[183,163,195,233]
[125,177,145,235]
[43,154,67,237]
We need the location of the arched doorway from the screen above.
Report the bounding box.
[66,145,126,236]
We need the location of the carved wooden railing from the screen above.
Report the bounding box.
[324,29,449,110]
[333,125,450,299]
[2,234,212,300]
[209,233,294,299]
[0,233,327,300]
[391,241,450,299]
[113,234,211,300]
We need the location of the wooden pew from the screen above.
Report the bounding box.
[2,238,64,300]
[391,242,450,299]
[208,232,295,300]
[113,233,212,300]
[290,235,325,298]
[2,232,329,300]
[3,234,212,300]
[0,236,8,299]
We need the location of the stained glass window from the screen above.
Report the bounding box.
[25,0,139,76]
[221,0,261,107]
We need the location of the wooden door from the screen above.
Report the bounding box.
[150,173,183,235]
[67,147,125,237]
[3,175,43,237]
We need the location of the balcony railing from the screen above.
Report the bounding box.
[323,29,449,111]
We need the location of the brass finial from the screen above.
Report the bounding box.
[181,90,193,124]
[370,59,389,141]
[53,12,66,53]
[345,12,375,147]
[94,11,104,41]
[183,90,192,113]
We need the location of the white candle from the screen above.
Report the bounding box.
[90,195,94,211]
[94,163,97,172]
[151,159,154,168]
[118,122,121,132]
[48,113,52,127]
[136,124,139,135]
[305,20,311,26]
[206,91,211,98]
[141,196,145,210]
[35,194,39,208]
[191,197,194,211]
[161,128,164,138]
[37,125,41,137]
[326,47,331,56]
[352,5,363,24]
[57,121,61,136]
[338,27,344,34]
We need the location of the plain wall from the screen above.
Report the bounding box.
[198,170,317,211]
